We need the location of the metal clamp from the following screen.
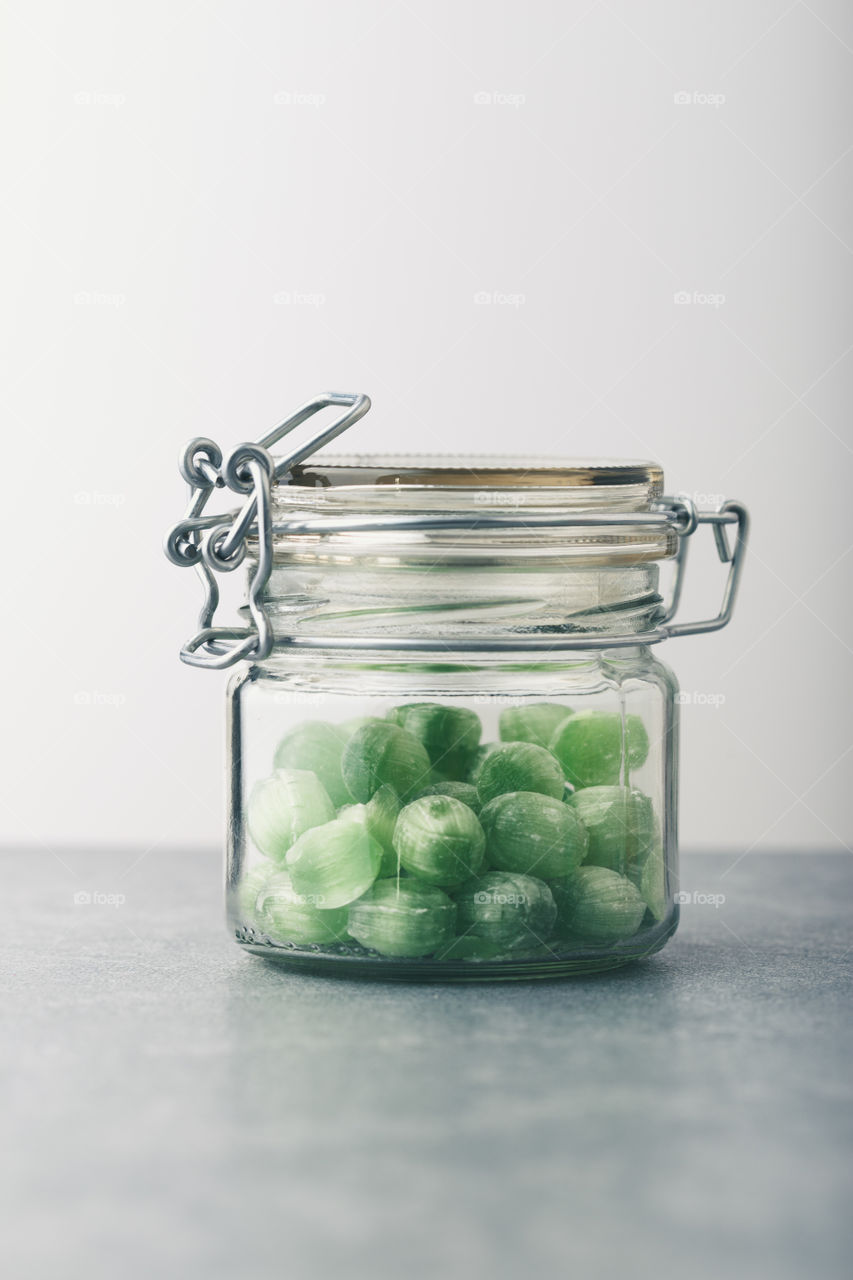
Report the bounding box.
[164,392,371,668]
[659,499,750,638]
[165,394,749,666]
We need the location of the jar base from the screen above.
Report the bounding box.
[234,911,678,982]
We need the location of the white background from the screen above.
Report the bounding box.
[1,0,850,856]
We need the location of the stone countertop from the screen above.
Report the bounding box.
[2,849,851,1280]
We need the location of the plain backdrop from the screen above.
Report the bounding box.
[1,0,850,856]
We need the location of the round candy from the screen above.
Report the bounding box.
[567,786,657,884]
[640,846,667,921]
[454,871,557,948]
[499,702,572,749]
[551,866,646,943]
[417,780,482,814]
[247,768,335,863]
[338,716,376,740]
[365,783,403,875]
[257,869,350,945]
[465,742,500,785]
[386,702,482,781]
[338,787,403,877]
[285,814,382,908]
[347,879,456,957]
[476,742,565,805]
[236,861,274,920]
[393,795,486,887]
[549,709,649,788]
[479,791,588,879]
[272,720,351,807]
[436,934,506,961]
[342,721,432,803]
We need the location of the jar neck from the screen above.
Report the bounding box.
[251,559,665,646]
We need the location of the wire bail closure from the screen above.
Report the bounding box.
[165,392,749,669]
[164,392,372,668]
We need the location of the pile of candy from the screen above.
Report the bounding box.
[239,702,667,961]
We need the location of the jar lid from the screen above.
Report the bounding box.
[270,453,674,565]
[287,454,662,495]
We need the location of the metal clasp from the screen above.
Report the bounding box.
[657,497,750,639]
[164,391,371,669]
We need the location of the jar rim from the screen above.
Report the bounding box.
[285,454,663,492]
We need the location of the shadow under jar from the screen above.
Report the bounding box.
[218,453,747,980]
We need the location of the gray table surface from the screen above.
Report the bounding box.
[2,849,851,1280]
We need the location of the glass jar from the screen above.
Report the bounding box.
[166,394,748,980]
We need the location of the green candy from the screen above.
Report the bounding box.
[342,720,432,803]
[365,782,401,848]
[417,780,482,814]
[640,845,668,921]
[549,710,649,788]
[465,742,500,784]
[285,814,382,908]
[499,702,572,749]
[247,768,335,863]
[338,786,402,877]
[568,786,657,884]
[551,866,646,943]
[435,934,506,961]
[338,716,376,740]
[479,791,588,879]
[454,871,557,948]
[347,879,457,957]
[273,720,351,807]
[393,795,486,887]
[257,869,350,945]
[386,702,482,780]
[476,742,566,805]
[236,861,275,920]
